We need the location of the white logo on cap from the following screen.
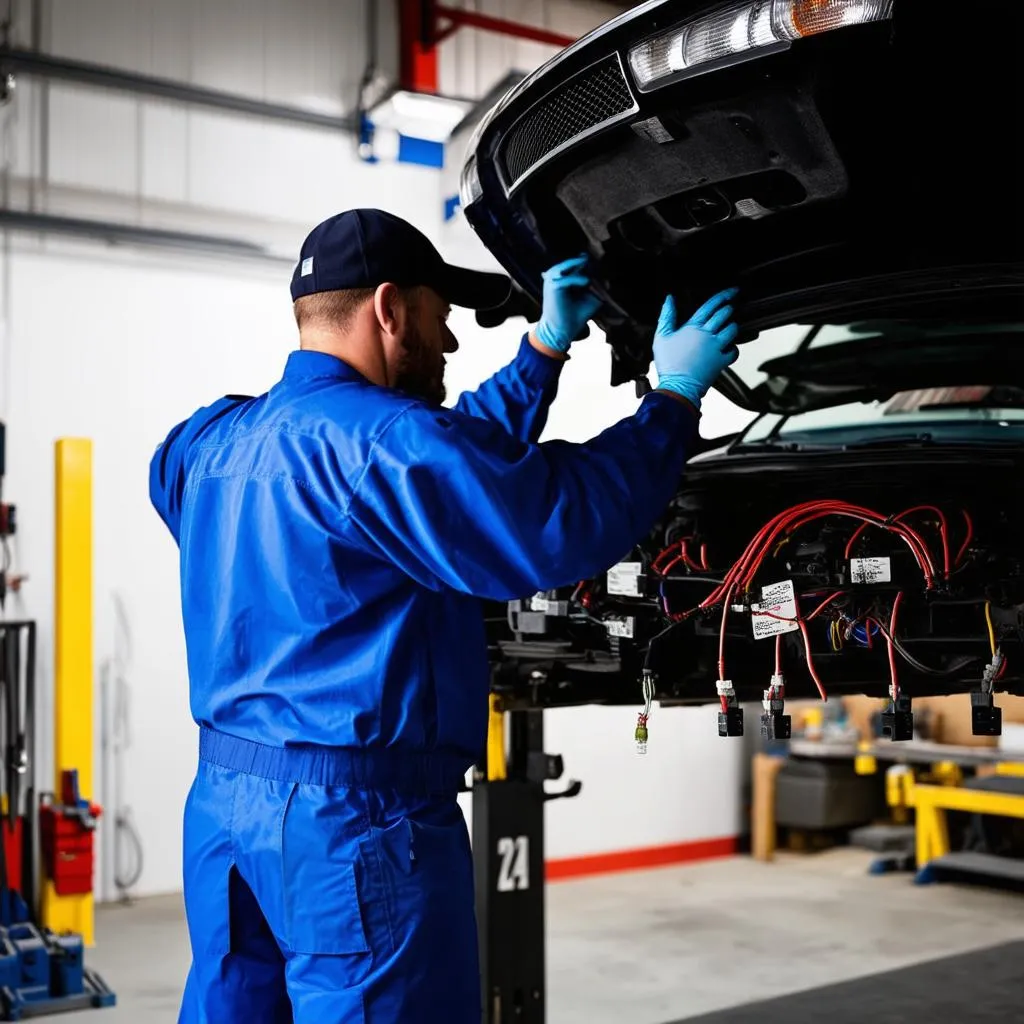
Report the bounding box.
[301,257,314,277]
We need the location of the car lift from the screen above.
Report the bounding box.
[472,693,581,1024]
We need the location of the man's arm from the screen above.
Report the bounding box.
[149,396,252,543]
[451,256,601,443]
[348,391,698,600]
[346,288,738,599]
[451,334,565,443]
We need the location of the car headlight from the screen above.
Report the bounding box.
[460,154,483,209]
[628,0,894,90]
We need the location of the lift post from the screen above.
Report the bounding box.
[43,439,95,945]
[473,697,581,1023]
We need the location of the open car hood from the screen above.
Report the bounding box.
[461,0,1024,413]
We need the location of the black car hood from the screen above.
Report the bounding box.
[464,1,1024,413]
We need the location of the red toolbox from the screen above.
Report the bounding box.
[39,771,101,897]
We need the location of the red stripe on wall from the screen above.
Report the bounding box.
[545,836,738,882]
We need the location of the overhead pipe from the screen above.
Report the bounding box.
[0,47,358,133]
[0,208,293,265]
[400,1,576,94]
[432,5,575,49]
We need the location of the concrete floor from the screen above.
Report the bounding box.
[83,849,1024,1023]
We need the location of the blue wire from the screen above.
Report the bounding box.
[851,621,880,647]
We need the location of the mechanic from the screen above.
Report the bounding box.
[150,208,739,1024]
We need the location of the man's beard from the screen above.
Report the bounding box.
[393,326,446,405]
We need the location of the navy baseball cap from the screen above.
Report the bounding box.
[290,208,512,310]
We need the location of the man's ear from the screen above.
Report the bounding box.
[373,282,403,337]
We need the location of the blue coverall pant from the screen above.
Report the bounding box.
[179,729,481,1023]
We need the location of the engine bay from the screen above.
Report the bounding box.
[486,448,1024,747]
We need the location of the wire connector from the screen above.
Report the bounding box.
[636,669,656,754]
[881,694,914,742]
[717,679,743,737]
[634,715,649,755]
[982,651,1005,693]
[761,673,791,739]
[970,690,1002,737]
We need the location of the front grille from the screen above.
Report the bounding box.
[500,55,634,188]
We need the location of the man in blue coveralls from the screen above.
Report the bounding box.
[151,208,739,1023]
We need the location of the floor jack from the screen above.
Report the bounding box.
[473,703,581,1024]
[0,621,115,1019]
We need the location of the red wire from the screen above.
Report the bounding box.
[687,501,940,687]
[653,538,703,575]
[886,592,904,702]
[721,590,843,687]
[845,506,950,580]
[652,539,685,573]
[700,544,709,570]
[717,582,736,681]
[955,510,974,567]
[807,590,845,621]
[798,620,828,701]
[700,500,936,611]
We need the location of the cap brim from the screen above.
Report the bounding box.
[439,265,514,311]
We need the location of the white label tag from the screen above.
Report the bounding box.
[530,594,550,613]
[496,836,529,891]
[301,256,314,276]
[751,580,799,640]
[607,562,643,597]
[606,617,635,639]
[850,557,892,584]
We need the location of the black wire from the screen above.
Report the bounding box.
[643,620,686,671]
[872,619,983,677]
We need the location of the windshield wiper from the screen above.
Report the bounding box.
[733,432,937,453]
[843,433,935,448]
[731,439,840,453]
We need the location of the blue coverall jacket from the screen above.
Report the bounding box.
[151,337,697,1023]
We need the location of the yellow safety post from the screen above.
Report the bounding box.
[486,694,507,781]
[42,438,94,944]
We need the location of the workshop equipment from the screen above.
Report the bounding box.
[0,621,114,1019]
[0,430,114,1017]
[40,771,101,898]
[886,761,1024,885]
[473,696,581,1024]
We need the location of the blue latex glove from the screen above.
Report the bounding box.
[653,288,740,409]
[533,255,603,354]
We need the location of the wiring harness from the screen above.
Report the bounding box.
[618,499,1008,752]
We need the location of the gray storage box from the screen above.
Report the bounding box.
[775,758,886,830]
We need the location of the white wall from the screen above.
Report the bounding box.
[0,0,747,899]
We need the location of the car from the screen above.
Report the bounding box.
[457,0,1024,742]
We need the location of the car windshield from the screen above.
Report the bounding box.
[730,320,1024,443]
[731,320,1022,389]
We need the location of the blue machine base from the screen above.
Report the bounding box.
[0,923,115,1020]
